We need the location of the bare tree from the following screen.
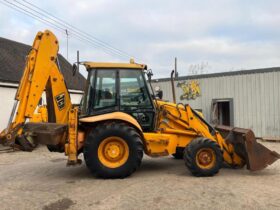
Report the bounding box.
[188,62,210,75]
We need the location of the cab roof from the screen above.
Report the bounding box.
[82,59,147,70]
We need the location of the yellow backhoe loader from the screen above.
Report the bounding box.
[0,30,279,178]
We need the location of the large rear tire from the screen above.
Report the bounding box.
[84,122,143,178]
[184,137,223,177]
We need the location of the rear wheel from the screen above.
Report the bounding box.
[84,122,143,178]
[184,137,223,177]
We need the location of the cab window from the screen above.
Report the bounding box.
[81,70,95,115]
[119,70,152,109]
[94,70,117,109]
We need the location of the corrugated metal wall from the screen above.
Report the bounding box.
[152,71,280,138]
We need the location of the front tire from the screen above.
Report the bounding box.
[184,137,223,177]
[84,122,143,178]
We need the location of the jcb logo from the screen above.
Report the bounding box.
[55,93,65,110]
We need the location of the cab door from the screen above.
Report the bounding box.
[118,69,155,132]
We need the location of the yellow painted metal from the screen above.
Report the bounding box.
[0,30,72,144]
[195,148,216,169]
[79,112,143,132]
[97,136,129,168]
[65,107,79,164]
[140,100,244,167]
[15,30,71,122]
[77,131,85,151]
[143,133,178,156]
[82,61,146,70]
[30,105,48,123]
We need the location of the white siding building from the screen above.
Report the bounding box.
[152,67,280,139]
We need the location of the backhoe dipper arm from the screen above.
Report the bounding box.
[0,30,72,146]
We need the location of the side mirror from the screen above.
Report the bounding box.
[147,69,153,82]
[155,90,163,99]
[72,63,78,76]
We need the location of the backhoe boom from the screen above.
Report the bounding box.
[0,30,72,150]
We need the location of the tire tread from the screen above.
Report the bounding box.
[184,137,223,177]
[84,122,143,178]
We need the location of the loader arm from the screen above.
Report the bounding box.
[0,30,72,148]
[155,100,279,171]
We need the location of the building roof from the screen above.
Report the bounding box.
[0,37,86,90]
[152,67,280,82]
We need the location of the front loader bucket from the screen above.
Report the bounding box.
[216,125,280,171]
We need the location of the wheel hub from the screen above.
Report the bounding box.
[98,136,129,168]
[198,151,212,165]
[106,144,121,159]
[196,148,216,169]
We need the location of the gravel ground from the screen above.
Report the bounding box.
[0,142,279,210]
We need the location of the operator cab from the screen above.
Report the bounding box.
[80,60,156,132]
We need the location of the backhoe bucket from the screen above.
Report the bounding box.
[215,125,280,171]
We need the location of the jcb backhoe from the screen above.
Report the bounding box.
[0,30,279,178]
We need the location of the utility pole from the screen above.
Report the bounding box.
[65,29,69,60]
[175,57,178,79]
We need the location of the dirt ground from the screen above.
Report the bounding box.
[0,142,279,210]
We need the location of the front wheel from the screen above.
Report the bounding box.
[184,137,223,177]
[84,122,143,178]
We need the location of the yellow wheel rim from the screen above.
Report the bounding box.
[195,148,216,169]
[98,136,129,168]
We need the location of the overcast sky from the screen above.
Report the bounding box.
[1,0,280,78]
